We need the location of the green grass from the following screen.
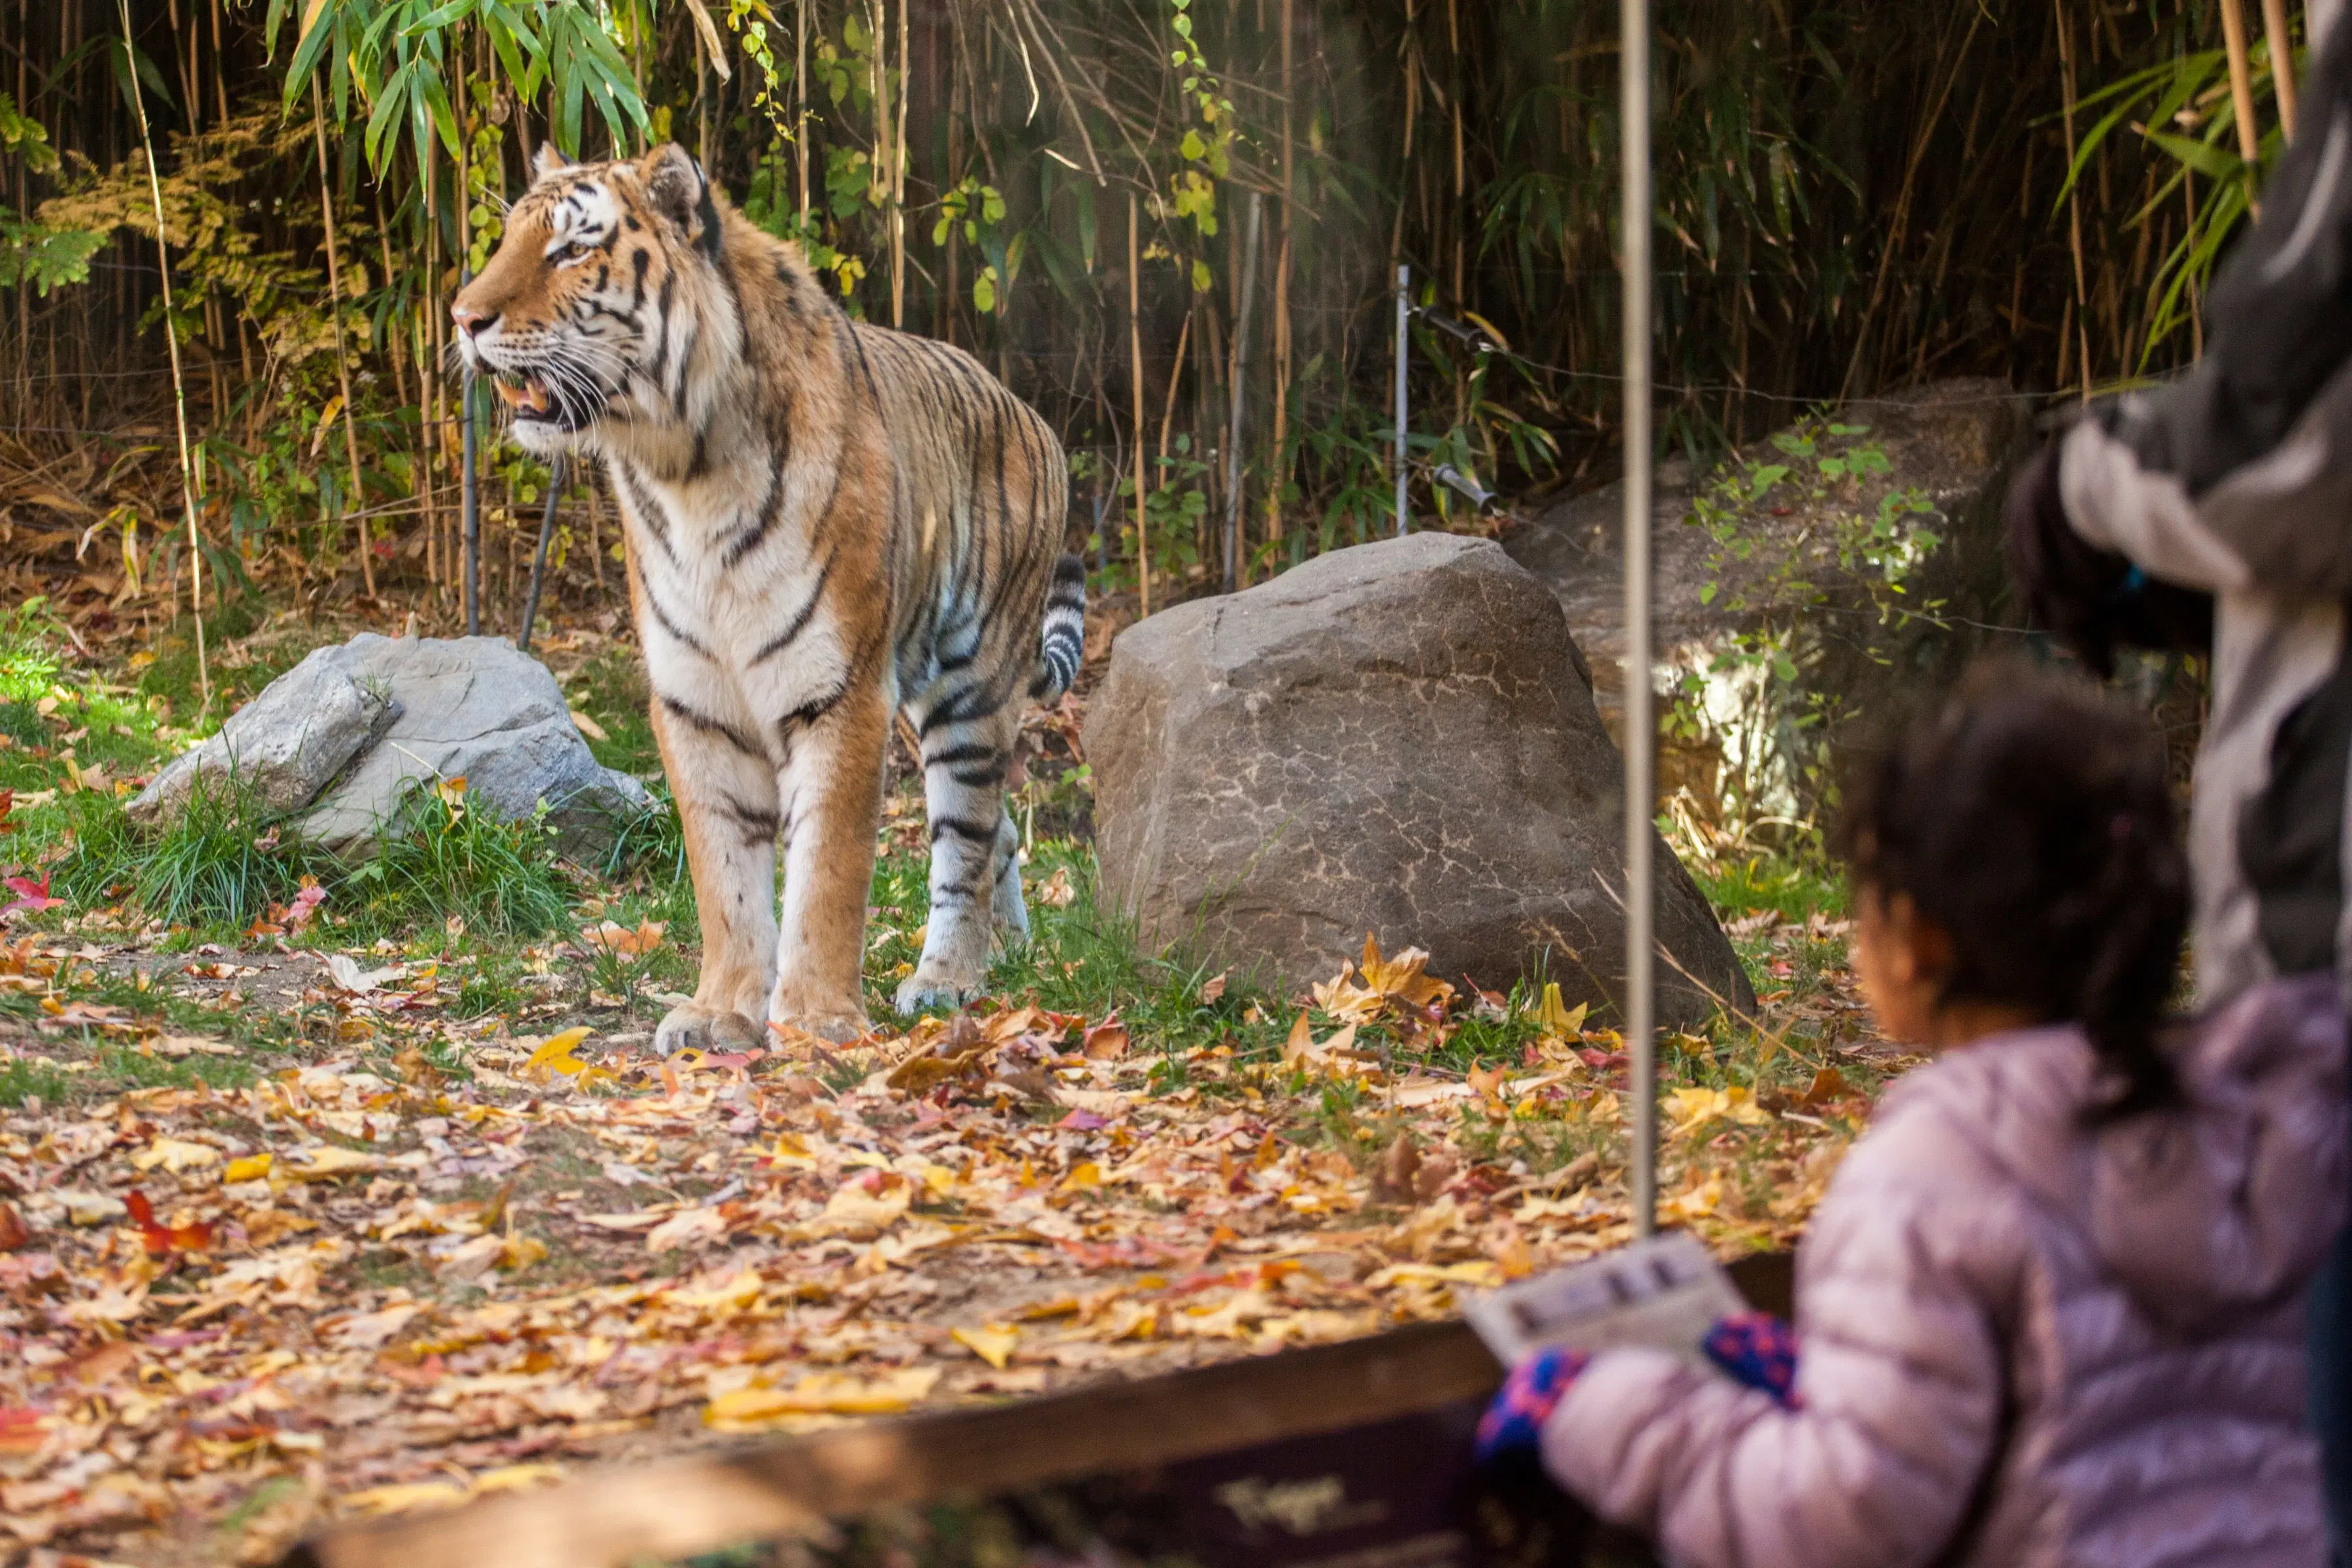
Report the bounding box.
[56,772,324,930]
[337,783,578,941]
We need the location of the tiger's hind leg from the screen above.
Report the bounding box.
[895,696,1021,1017]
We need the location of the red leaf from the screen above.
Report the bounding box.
[123,1190,215,1254]
[0,1407,45,1456]
[2,872,61,913]
[0,1202,26,1252]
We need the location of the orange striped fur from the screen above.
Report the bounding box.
[452,144,1083,1046]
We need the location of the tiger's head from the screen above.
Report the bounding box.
[449,142,740,459]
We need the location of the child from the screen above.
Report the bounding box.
[1482,669,2349,1567]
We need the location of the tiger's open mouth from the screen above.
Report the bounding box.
[493,373,558,419]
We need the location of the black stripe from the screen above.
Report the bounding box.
[659,694,765,760]
[633,571,713,658]
[721,470,788,569]
[929,816,998,844]
[924,742,999,768]
[917,681,1007,737]
[645,274,676,382]
[721,794,781,845]
[777,681,849,740]
[749,557,833,664]
[949,762,1009,789]
[618,463,679,566]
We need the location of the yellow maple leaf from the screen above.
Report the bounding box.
[1356,934,1453,1011]
[523,1026,595,1078]
[1534,982,1588,1037]
[952,1322,1020,1369]
[1058,1160,1102,1191]
[223,1152,274,1184]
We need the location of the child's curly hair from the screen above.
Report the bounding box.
[1836,663,2190,1119]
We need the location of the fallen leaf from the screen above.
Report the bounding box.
[644,1206,729,1253]
[122,1191,214,1255]
[817,1171,911,1234]
[56,1190,126,1227]
[581,920,665,958]
[1534,981,1588,1037]
[0,1203,27,1252]
[284,1145,382,1182]
[323,953,402,993]
[951,1323,1019,1369]
[702,1366,941,1429]
[1081,1016,1130,1060]
[131,1136,220,1174]
[523,1026,596,1079]
[222,1152,274,1184]
[1198,972,1228,1004]
[569,709,611,742]
[3,873,61,913]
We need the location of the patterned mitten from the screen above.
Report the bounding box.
[1703,1311,1802,1409]
[1476,1345,1590,1462]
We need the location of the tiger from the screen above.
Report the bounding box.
[449,142,1084,1049]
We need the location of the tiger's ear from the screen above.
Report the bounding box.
[641,143,721,257]
[531,142,572,184]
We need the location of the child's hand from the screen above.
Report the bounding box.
[1476,1345,1590,1461]
[1702,1311,1802,1409]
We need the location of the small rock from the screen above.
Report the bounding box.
[129,635,653,859]
[126,647,397,824]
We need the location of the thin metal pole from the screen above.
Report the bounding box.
[1224,193,1262,593]
[461,364,482,635]
[1393,263,1410,535]
[1621,0,1657,1238]
[518,455,567,654]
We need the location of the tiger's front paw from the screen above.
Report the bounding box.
[654,1002,765,1056]
[894,970,981,1019]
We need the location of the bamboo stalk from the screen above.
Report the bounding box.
[1129,191,1149,618]
[894,0,909,330]
[314,77,375,598]
[2263,0,2299,140]
[2221,0,2264,166]
[114,0,207,706]
[1266,0,1292,553]
[794,0,809,225]
[2056,0,2093,400]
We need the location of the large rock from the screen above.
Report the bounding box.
[130,635,652,856]
[1085,532,1754,1027]
[1503,378,2031,826]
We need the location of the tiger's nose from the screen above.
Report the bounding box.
[451,303,497,338]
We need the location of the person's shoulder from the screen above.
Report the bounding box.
[1816,1028,2096,1237]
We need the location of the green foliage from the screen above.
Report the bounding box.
[2065,33,2292,370]
[0,601,63,706]
[1668,419,1946,847]
[56,776,323,932]
[338,782,575,941]
[0,91,103,295]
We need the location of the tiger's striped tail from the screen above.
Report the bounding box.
[1032,554,1086,702]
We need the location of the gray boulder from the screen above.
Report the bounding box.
[1502,378,2031,824]
[129,635,652,857]
[1085,532,1754,1028]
